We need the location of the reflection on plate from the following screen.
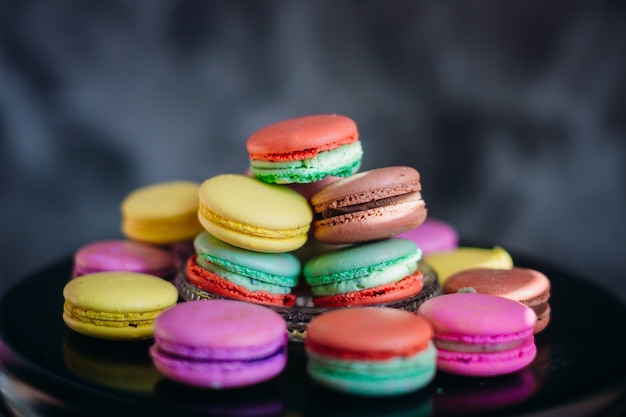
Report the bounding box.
[0,254,625,417]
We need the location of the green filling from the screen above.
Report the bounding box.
[250,142,363,184]
[310,261,418,296]
[197,253,299,287]
[304,250,422,286]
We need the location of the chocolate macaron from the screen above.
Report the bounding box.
[310,166,427,244]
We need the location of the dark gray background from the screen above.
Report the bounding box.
[1,1,624,304]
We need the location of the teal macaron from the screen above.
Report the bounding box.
[303,238,424,307]
[187,231,301,298]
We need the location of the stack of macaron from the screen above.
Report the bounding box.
[59,112,556,393]
[179,113,434,314]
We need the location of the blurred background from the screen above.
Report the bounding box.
[0,1,624,303]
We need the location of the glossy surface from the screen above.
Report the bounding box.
[1,253,625,416]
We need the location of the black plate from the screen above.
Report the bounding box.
[0,254,625,417]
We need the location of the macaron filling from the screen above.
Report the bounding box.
[250,142,363,183]
[64,303,159,328]
[304,245,422,286]
[314,192,422,220]
[198,204,310,239]
[309,260,419,296]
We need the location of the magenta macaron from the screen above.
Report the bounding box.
[72,239,178,279]
[395,218,459,255]
[150,299,288,388]
[417,293,537,377]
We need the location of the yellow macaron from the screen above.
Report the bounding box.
[423,246,514,284]
[62,272,179,340]
[198,174,313,252]
[121,181,204,244]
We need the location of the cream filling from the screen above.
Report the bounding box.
[311,261,418,296]
[250,142,363,170]
[198,204,309,239]
[434,338,525,353]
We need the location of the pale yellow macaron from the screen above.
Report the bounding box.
[63,272,179,340]
[121,181,204,244]
[198,174,313,252]
[423,246,513,284]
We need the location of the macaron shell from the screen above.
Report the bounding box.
[312,272,424,308]
[311,166,421,210]
[395,218,459,255]
[64,272,178,313]
[246,114,358,160]
[121,181,203,244]
[423,246,514,284]
[150,346,286,388]
[417,293,536,339]
[72,240,177,278]
[153,299,287,353]
[443,268,550,303]
[436,336,537,377]
[198,174,312,252]
[306,307,433,359]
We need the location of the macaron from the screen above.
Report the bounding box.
[179,231,300,307]
[198,174,313,253]
[303,238,425,307]
[305,307,437,396]
[423,246,513,284]
[395,218,459,255]
[417,293,537,377]
[443,267,551,333]
[310,166,427,244]
[150,299,288,388]
[246,114,363,184]
[72,239,178,279]
[62,272,179,340]
[121,181,204,244]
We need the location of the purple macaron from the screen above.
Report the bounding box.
[72,239,178,279]
[395,218,459,255]
[150,299,288,388]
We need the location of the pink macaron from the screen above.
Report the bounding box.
[150,299,288,388]
[72,239,178,279]
[417,293,537,377]
[395,218,459,255]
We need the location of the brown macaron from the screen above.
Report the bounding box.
[310,166,427,244]
[443,267,551,333]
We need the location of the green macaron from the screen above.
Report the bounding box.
[303,238,423,306]
[193,231,301,292]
